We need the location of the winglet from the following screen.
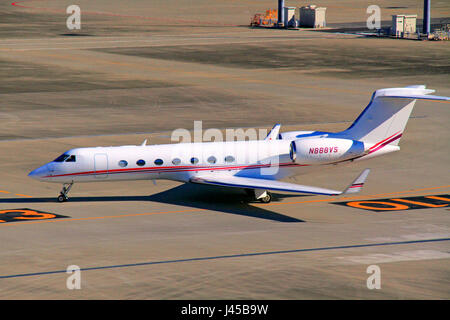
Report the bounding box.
[343,168,370,194]
[141,139,148,146]
[265,124,281,141]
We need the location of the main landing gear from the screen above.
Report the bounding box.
[57,182,73,202]
[245,189,273,203]
[257,190,272,203]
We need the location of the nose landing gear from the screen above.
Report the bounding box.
[57,182,73,202]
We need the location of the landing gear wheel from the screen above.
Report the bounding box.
[259,192,272,203]
[57,182,73,203]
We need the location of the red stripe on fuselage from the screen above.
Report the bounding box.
[45,162,306,179]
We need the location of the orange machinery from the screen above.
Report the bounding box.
[250,9,277,27]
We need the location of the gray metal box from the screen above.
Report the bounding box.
[300,5,326,28]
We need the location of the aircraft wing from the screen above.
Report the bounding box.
[190,169,370,196]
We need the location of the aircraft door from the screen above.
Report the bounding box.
[94,153,108,179]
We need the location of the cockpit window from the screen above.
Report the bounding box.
[65,155,76,162]
[53,154,76,162]
[54,154,70,162]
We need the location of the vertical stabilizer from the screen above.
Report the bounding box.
[337,85,448,146]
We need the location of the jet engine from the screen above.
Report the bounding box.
[289,138,366,165]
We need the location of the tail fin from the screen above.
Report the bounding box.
[338,85,449,146]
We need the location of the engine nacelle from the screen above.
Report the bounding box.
[289,138,366,165]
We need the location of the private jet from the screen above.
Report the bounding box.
[28,85,449,203]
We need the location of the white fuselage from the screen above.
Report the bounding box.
[28,133,399,184]
[30,139,298,183]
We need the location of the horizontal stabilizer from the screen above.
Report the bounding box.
[379,94,450,101]
[374,85,449,101]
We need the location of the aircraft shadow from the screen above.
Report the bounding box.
[0,184,306,223]
[146,184,306,223]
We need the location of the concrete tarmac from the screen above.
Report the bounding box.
[0,1,449,299]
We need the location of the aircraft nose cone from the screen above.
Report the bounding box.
[28,165,48,180]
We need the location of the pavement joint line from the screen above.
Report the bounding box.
[0,237,449,279]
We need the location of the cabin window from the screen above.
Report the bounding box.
[207,156,217,164]
[190,157,199,165]
[118,160,128,167]
[154,159,163,166]
[136,159,145,166]
[225,155,235,163]
[172,158,181,165]
[65,155,76,162]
